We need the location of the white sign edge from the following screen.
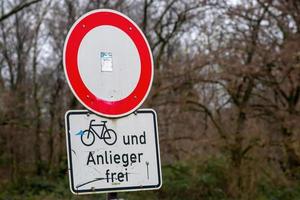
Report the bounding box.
[63,9,154,118]
[64,108,162,195]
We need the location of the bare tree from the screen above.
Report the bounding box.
[0,0,42,22]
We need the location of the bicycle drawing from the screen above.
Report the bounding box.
[77,120,117,146]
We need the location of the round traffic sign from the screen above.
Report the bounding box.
[63,9,153,118]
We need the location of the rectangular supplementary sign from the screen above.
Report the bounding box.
[65,109,162,194]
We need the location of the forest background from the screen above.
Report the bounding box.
[0,0,300,199]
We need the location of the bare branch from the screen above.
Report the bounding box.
[0,0,42,22]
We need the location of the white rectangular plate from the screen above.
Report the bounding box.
[65,109,162,194]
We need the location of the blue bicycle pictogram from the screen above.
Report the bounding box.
[76,120,117,146]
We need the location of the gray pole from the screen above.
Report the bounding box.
[107,192,118,200]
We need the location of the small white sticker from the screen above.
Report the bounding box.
[100,52,113,72]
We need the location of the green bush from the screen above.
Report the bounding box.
[2,156,300,200]
[257,180,300,200]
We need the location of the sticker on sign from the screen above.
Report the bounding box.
[100,52,113,72]
[65,109,162,194]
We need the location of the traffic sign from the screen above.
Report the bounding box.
[65,109,162,194]
[63,9,153,118]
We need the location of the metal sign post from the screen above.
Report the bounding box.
[107,193,118,200]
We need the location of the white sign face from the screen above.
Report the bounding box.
[78,25,141,101]
[65,109,162,194]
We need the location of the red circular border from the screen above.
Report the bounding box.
[64,10,153,117]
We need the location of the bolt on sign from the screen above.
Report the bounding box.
[63,9,161,195]
[65,110,162,194]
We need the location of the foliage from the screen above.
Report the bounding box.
[1,157,300,200]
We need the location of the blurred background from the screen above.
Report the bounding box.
[0,0,300,199]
